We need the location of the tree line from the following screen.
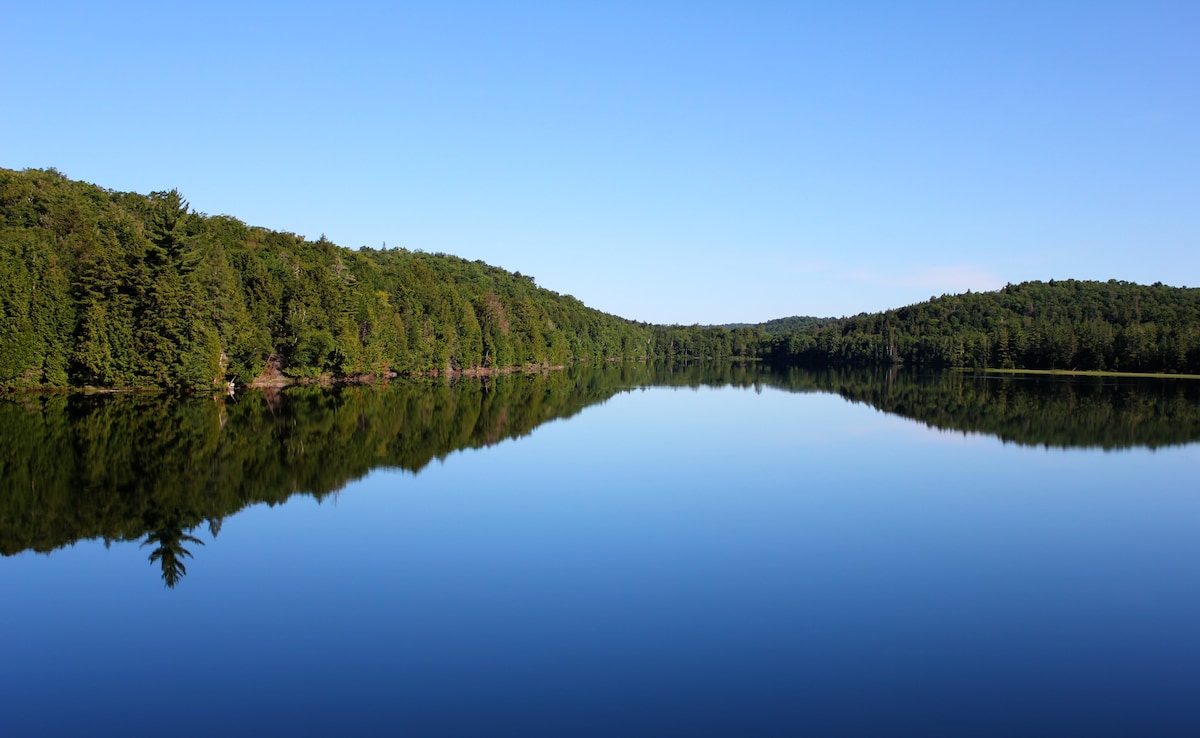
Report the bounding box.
[760,279,1200,373]
[5,168,1198,387]
[0,168,760,389]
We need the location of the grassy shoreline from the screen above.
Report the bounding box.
[958,367,1200,380]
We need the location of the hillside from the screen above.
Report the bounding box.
[3,168,756,389]
[760,280,1200,373]
[756,315,839,335]
[5,168,1198,388]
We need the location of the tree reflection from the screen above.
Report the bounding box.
[766,367,1200,450]
[142,522,205,588]
[0,366,649,585]
[3,362,1200,586]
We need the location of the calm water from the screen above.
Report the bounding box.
[3,365,1200,737]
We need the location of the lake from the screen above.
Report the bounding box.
[3,364,1199,737]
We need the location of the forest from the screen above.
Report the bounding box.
[0,168,758,390]
[3,167,1199,388]
[760,279,1200,373]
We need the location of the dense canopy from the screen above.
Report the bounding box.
[0,168,760,389]
[761,280,1200,374]
[3,167,1199,389]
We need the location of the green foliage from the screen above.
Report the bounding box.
[16,168,1186,385]
[761,280,1200,374]
[4,168,756,389]
[755,315,839,334]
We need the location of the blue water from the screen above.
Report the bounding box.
[3,384,1199,736]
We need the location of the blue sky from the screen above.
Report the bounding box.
[3,1,1196,324]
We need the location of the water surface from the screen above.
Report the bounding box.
[3,365,1199,736]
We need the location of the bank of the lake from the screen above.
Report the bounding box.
[965,367,1200,379]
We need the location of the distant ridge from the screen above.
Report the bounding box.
[3,167,1197,387]
[755,315,841,334]
[756,279,1200,374]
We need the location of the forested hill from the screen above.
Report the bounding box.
[5,168,1198,388]
[760,279,1200,374]
[3,167,756,389]
[756,315,839,334]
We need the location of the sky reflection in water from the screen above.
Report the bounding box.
[3,371,1199,737]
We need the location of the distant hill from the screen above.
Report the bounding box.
[755,315,840,334]
[4,167,1198,388]
[759,279,1200,374]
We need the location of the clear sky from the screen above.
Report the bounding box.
[3,1,1196,324]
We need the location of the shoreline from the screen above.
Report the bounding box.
[1,363,575,395]
[958,367,1200,380]
[10,362,1200,394]
[246,362,569,388]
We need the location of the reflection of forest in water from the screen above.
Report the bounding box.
[1,364,662,585]
[779,366,1200,451]
[3,362,1199,586]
